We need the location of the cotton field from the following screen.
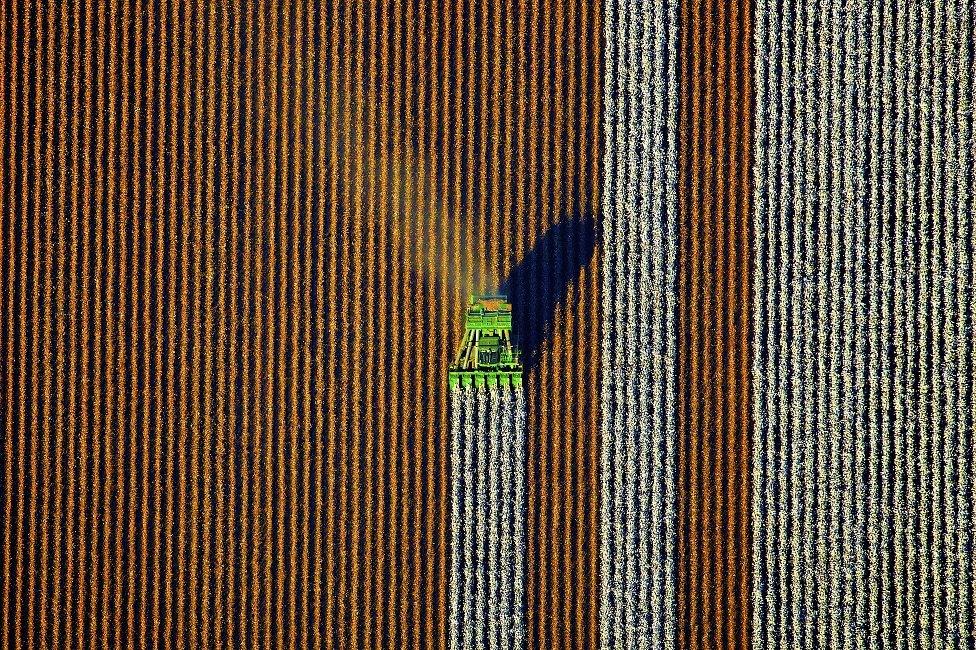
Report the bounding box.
[450,387,527,650]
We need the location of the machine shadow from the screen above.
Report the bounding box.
[500,211,597,374]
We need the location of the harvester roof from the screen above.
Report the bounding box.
[469,293,510,312]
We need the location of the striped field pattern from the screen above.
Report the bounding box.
[0,0,602,648]
[449,387,526,650]
[599,0,679,647]
[752,0,975,648]
[676,0,754,646]
[2,0,975,648]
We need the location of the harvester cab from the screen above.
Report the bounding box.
[448,293,523,390]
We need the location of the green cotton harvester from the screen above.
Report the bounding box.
[448,293,523,390]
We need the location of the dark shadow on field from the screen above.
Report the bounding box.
[500,212,597,373]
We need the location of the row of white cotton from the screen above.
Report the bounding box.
[449,387,527,650]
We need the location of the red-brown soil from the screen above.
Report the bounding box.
[0,1,602,648]
[677,0,754,646]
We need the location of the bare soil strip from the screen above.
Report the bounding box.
[677,0,754,646]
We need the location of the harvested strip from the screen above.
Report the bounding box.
[676,0,754,645]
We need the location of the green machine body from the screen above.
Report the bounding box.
[448,293,523,390]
